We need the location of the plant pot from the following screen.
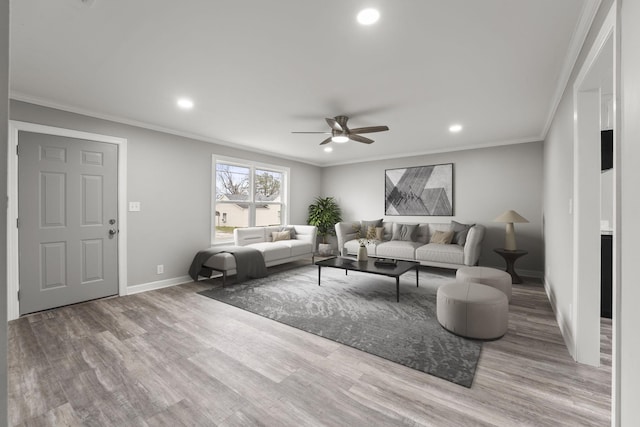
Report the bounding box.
[357,245,368,262]
[318,243,332,256]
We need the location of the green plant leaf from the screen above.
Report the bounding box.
[307,196,343,244]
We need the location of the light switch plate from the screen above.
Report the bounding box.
[129,201,141,212]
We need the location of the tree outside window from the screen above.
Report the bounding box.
[213,159,288,242]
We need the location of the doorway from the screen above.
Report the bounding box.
[7,122,128,319]
[572,10,615,366]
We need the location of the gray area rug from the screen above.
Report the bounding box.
[197,264,481,387]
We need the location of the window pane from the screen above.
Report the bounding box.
[255,203,282,227]
[216,163,250,202]
[255,169,282,202]
[214,202,249,241]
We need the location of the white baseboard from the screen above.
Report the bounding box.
[126,275,193,295]
[543,276,576,359]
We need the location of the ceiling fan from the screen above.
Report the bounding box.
[292,115,389,145]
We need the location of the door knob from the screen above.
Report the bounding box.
[109,228,118,236]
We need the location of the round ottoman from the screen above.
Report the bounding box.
[456,266,512,302]
[436,281,508,340]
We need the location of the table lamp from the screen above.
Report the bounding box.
[494,210,529,250]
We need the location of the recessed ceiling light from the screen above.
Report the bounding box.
[324,147,333,153]
[177,98,194,110]
[449,124,463,133]
[331,135,349,143]
[357,8,380,25]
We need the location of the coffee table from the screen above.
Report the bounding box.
[315,256,419,302]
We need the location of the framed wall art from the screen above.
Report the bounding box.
[385,163,453,216]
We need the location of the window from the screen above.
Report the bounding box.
[213,156,289,243]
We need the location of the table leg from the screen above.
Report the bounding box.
[505,262,523,284]
[317,265,321,286]
[396,277,400,302]
[416,266,419,287]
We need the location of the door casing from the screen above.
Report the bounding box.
[7,121,128,319]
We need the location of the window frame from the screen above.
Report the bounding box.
[212,155,290,244]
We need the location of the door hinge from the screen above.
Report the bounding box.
[17,290,20,301]
[16,144,18,156]
[16,218,18,228]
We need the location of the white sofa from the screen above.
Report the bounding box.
[203,225,317,278]
[335,220,485,269]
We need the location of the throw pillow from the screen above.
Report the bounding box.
[430,230,454,244]
[366,225,377,240]
[414,224,430,244]
[360,219,383,237]
[279,226,296,239]
[375,226,384,241]
[272,231,291,242]
[392,223,418,241]
[449,221,475,246]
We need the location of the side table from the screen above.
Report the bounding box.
[494,248,528,284]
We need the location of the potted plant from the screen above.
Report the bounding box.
[307,196,342,255]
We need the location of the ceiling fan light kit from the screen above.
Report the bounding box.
[331,135,349,143]
[292,115,389,146]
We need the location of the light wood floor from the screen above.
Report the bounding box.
[8,262,612,426]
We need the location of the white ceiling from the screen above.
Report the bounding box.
[10,0,598,167]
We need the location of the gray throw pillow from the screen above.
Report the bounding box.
[391,223,418,241]
[449,221,474,246]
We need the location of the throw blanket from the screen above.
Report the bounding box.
[188,246,267,283]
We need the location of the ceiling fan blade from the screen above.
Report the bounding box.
[319,137,332,145]
[349,134,374,144]
[292,131,331,134]
[348,126,389,134]
[325,117,343,131]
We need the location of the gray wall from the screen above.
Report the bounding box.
[0,0,8,422]
[10,100,322,287]
[543,0,613,356]
[322,142,544,274]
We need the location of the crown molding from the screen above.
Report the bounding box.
[9,92,324,167]
[541,0,603,139]
[318,136,543,168]
[10,92,542,169]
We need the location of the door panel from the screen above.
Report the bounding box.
[40,242,66,289]
[81,238,104,283]
[82,175,103,225]
[41,172,66,227]
[18,131,118,315]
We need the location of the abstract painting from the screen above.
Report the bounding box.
[385,164,453,216]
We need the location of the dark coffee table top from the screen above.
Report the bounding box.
[315,256,418,278]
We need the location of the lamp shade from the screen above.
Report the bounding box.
[494,210,528,250]
[493,210,529,223]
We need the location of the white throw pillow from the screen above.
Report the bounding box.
[272,231,291,242]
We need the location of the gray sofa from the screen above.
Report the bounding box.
[335,220,485,269]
